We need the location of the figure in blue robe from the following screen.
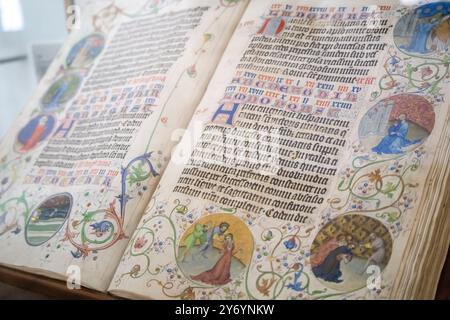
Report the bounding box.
[312,246,353,283]
[44,80,69,111]
[401,19,440,54]
[372,114,420,155]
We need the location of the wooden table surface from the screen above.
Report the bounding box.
[0,265,115,300]
[0,246,449,299]
[435,247,450,300]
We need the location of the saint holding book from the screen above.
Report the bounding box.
[372,114,421,155]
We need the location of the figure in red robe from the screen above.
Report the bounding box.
[310,235,354,267]
[21,116,49,152]
[310,237,339,268]
[191,233,235,285]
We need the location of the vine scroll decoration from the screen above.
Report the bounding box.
[371,47,450,101]
[246,225,327,300]
[115,200,210,297]
[0,193,31,237]
[64,153,159,258]
[330,152,422,225]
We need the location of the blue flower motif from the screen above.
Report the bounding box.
[284,236,297,250]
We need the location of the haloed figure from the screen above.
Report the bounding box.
[197,222,229,259]
[311,235,355,283]
[372,113,420,155]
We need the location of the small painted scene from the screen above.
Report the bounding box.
[25,193,72,246]
[394,2,450,55]
[66,34,105,69]
[16,114,55,153]
[359,94,435,156]
[178,213,253,286]
[310,214,392,292]
[41,74,81,112]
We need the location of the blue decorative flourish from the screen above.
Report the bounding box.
[283,236,297,250]
[65,152,159,257]
[287,264,306,292]
[116,152,159,218]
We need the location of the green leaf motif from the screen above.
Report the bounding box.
[382,181,396,195]
[82,211,97,223]
[127,162,149,186]
[387,212,400,223]
[311,289,327,295]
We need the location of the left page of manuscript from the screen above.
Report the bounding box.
[0,0,248,291]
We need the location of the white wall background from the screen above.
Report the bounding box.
[0,0,67,139]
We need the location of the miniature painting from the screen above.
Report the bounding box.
[359,94,434,155]
[310,214,392,291]
[66,34,105,69]
[25,193,73,246]
[394,2,450,55]
[178,213,253,286]
[41,74,81,112]
[16,114,56,153]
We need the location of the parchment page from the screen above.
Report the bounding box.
[110,0,450,299]
[0,0,248,291]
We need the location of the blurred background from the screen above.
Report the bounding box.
[0,0,69,139]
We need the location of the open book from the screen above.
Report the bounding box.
[1,0,450,299]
